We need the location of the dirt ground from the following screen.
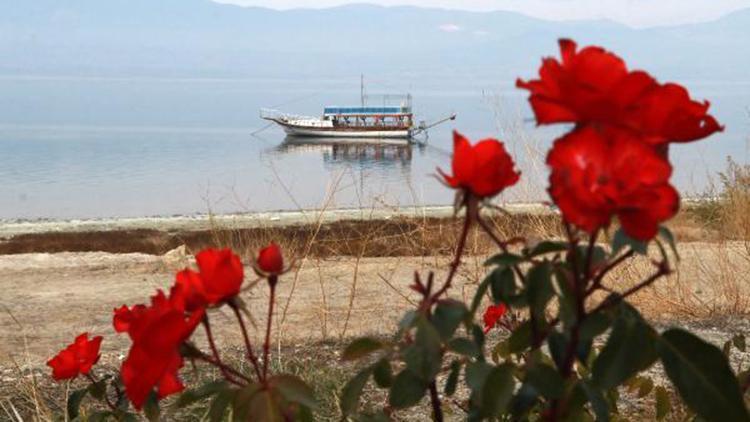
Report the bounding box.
[2,240,749,372]
[0,248,463,370]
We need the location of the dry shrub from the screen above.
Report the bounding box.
[688,157,750,241]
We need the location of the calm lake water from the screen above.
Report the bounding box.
[0,76,748,220]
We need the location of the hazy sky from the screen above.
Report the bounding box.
[213,0,750,27]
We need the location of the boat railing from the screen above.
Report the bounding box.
[260,108,316,122]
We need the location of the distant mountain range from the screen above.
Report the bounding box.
[1,1,749,80]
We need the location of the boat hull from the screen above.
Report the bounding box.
[271,119,411,139]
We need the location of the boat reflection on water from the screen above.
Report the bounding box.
[275,136,416,171]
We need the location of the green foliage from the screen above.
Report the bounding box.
[67,388,88,420]
[389,369,427,409]
[338,213,749,421]
[342,337,384,361]
[592,302,658,389]
[658,329,750,421]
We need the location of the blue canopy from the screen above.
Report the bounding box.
[323,106,410,115]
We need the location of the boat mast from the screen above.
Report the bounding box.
[360,74,365,107]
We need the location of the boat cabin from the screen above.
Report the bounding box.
[322,104,413,129]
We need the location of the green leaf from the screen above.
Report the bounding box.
[396,310,418,337]
[480,364,515,417]
[491,339,511,363]
[579,311,613,342]
[87,378,108,401]
[471,323,486,355]
[555,268,578,327]
[448,337,481,357]
[389,370,426,409]
[510,382,539,419]
[526,363,564,399]
[143,393,160,422]
[612,228,648,255]
[470,274,493,316]
[491,267,523,308]
[658,226,679,260]
[297,404,314,422]
[343,337,384,361]
[484,252,523,268]
[657,328,750,422]
[444,361,461,397]
[247,390,283,422]
[592,303,658,389]
[581,382,610,422]
[231,385,260,422]
[67,388,88,420]
[575,244,608,271]
[404,317,442,381]
[340,368,372,416]
[654,386,671,420]
[270,375,317,409]
[526,241,568,257]
[547,331,568,371]
[432,299,468,340]
[526,261,554,322]
[372,358,393,388]
[176,380,228,408]
[465,361,493,392]
[507,320,532,354]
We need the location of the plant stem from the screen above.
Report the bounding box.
[230,303,264,382]
[589,263,670,315]
[203,316,247,386]
[476,215,527,284]
[432,209,472,300]
[85,373,118,411]
[428,380,444,422]
[585,249,635,297]
[263,277,278,382]
[86,373,117,410]
[548,226,589,421]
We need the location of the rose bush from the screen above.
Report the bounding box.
[48,245,317,421]
[340,39,746,422]
[47,39,745,421]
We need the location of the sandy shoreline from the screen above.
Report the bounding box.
[0,203,551,238]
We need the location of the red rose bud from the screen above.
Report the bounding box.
[47,333,103,381]
[547,126,679,240]
[438,131,520,199]
[257,243,284,275]
[119,290,204,409]
[483,304,508,334]
[517,38,722,144]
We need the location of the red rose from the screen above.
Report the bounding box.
[483,303,507,333]
[47,333,103,381]
[257,243,284,275]
[547,126,679,240]
[438,131,520,199]
[113,304,146,333]
[169,269,208,312]
[193,248,244,304]
[628,82,724,144]
[517,39,722,144]
[119,291,204,409]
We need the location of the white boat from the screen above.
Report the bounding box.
[260,97,415,139]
